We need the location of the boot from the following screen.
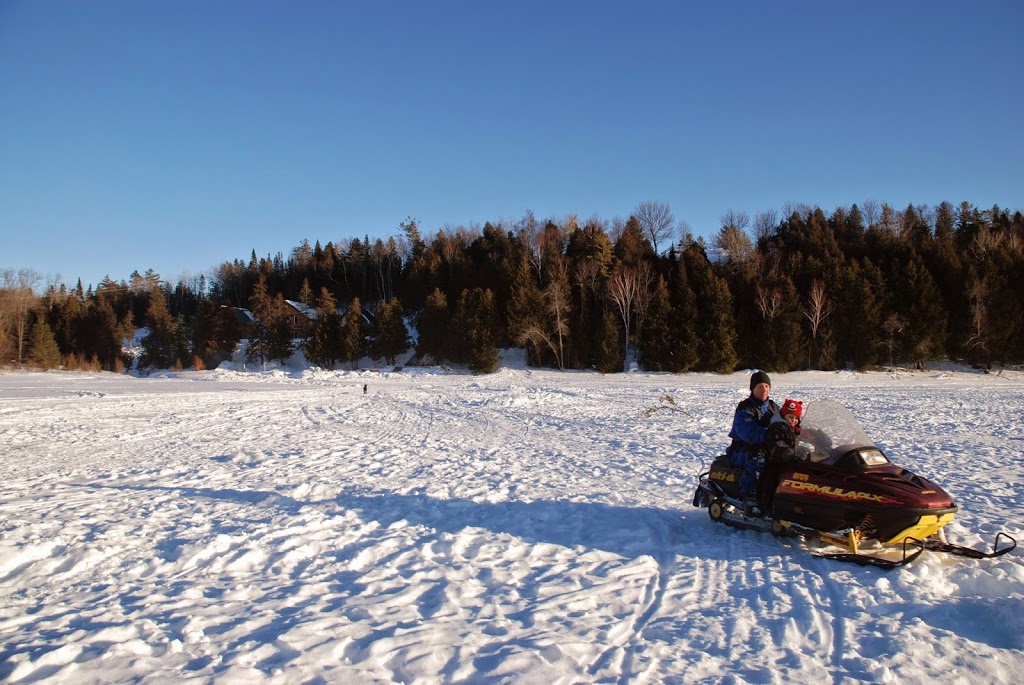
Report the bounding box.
[743,498,762,518]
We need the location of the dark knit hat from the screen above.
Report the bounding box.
[750,371,771,391]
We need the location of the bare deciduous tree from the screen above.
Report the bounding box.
[801,279,832,368]
[516,211,542,279]
[634,201,675,255]
[607,266,638,370]
[0,268,42,366]
[753,209,779,241]
[607,263,654,368]
[519,271,573,371]
[862,199,880,228]
[782,202,813,220]
[755,285,785,322]
[676,218,693,249]
[970,227,1000,259]
[882,313,907,369]
[371,237,400,302]
[608,216,627,245]
[720,209,750,233]
[965,279,990,359]
[546,264,571,369]
[630,262,656,348]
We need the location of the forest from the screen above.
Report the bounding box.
[2,199,1022,375]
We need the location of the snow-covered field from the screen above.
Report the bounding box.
[2,360,1023,684]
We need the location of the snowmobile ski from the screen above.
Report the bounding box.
[921,532,1016,559]
[814,538,925,570]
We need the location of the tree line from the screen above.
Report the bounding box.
[3,199,1022,374]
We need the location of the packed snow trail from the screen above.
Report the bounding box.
[1,366,1023,683]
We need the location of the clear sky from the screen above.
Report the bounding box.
[1,1,1021,291]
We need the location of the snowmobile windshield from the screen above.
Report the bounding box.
[794,400,880,464]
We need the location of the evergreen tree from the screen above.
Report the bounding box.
[667,258,699,372]
[298,278,314,307]
[593,310,625,373]
[505,257,549,367]
[836,259,884,370]
[417,288,450,363]
[84,295,129,371]
[27,318,62,370]
[452,288,500,373]
[613,216,655,267]
[192,299,242,369]
[339,297,366,369]
[140,288,184,370]
[972,249,1024,365]
[48,289,82,356]
[368,298,411,365]
[895,254,948,366]
[267,294,295,364]
[246,275,272,366]
[683,244,738,373]
[700,274,740,373]
[303,288,342,369]
[566,221,613,368]
[753,275,802,372]
[637,276,673,370]
[566,221,614,275]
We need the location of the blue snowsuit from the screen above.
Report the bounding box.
[727,395,779,497]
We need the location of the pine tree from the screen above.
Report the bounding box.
[668,259,699,372]
[452,288,500,373]
[505,258,548,367]
[566,223,613,369]
[246,275,273,366]
[753,275,802,372]
[896,254,948,366]
[298,278,314,307]
[593,310,625,373]
[339,297,366,369]
[303,288,341,369]
[613,216,656,267]
[700,274,740,373]
[637,276,674,371]
[192,299,242,369]
[140,288,183,370]
[84,295,128,371]
[27,318,62,370]
[368,298,411,365]
[48,289,82,356]
[267,294,295,364]
[837,259,884,370]
[683,244,737,373]
[417,288,450,363]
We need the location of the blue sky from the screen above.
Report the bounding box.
[1,1,1021,290]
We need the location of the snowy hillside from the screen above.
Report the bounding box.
[1,365,1023,683]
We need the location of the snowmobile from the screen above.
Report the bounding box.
[692,399,1016,569]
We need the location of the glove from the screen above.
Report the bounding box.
[769,422,795,446]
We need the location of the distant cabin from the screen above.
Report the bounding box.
[283,300,316,338]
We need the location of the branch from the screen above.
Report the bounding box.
[639,393,696,419]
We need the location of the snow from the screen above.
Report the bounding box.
[1,362,1023,683]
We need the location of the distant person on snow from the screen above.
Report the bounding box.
[726,371,791,516]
